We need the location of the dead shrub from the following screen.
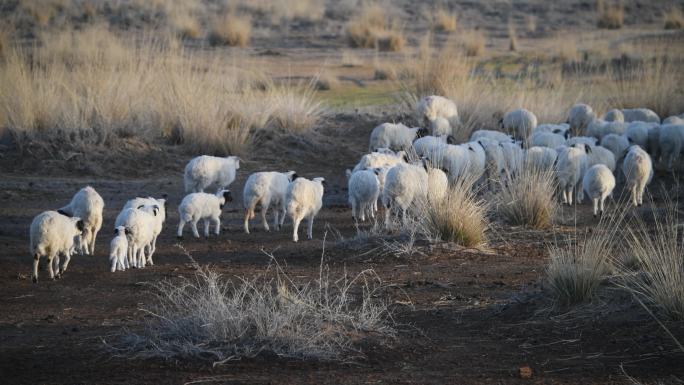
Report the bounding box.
[209,14,251,47]
[664,7,684,30]
[597,0,624,29]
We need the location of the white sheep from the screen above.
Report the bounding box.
[576,144,616,172]
[500,141,524,175]
[477,139,504,188]
[555,145,588,205]
[623,146,653,207]
[622,108,660,123]
[566,136,598,147]
[346,169,380,222]
[178,190,232,239]
[286,177,326,242]
[603,109,624,122]
[586,119,608,139]
[658,124,684,171]
[382,163,428,225]
[417,95,460,128]
[121,196,167,263]
[369,123,428,152]
[116,205,159,268]
[624,121,657,149]
[430,117,452,137]
[243,171,297,234]
[533,123,570,136]
[470,129,514,144]
[663,116,684,125]
[599,121,626,138]
[352,150,406,173]
[600,134,630,162]
[413,135,451,158]
[109,226,129,273]
[464,141,486,183]
[427,167,449,203]
[184,155,240,193]
[57,186,104,256]
[30,211,84,282]
[568,104,595,134]
[530,131,567,148]
[525,146,558,171]
[582,164,616,217]
[646,125,661,164]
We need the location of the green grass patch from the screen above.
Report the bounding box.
[319,82,400,109]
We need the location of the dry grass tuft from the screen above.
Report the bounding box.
[171,13,202,39]
[664,7,684,30]
[432,8,457,33]
[314,72,340,91]
[346,3,405,52]
[556,36,580,62]
[110,252,395,364]
[508,24,518,52]
[373,61,397,80]
[597,0,624,29]
[423,177,488,247]
[267,80,326,134]
[209,14,251,47]
[525,15,537,33]
[460,29,486,57]
[496,166,557,229]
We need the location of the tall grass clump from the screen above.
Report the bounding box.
[267,80,326,134]
[431,8,457,33]
[617,201,684,320]
[423,177,488,247]
[496,166,557,229]
[111,258,395,364]
[346,3,405,52]
[460,29,486,57]
[596,0,624,29]
[209,13,251,47]
[664,7,684,29]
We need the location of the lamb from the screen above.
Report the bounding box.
[178,190,233,239]
[567,104,595,135]
[369,122,428,152]
[352,150,406,173]
[243,171,298,234]
[184,155,240,193]
[555,145,588,205]
[582,164,616,217]
[346,169,380,222]
[603,109,624,122]
[120,196,167,262]
[382,163,428,225]
[622,108,660,123]
[470,129,514,143]
[566,136,598,147]
[109,226,129,273]
[624,121,656,149]
[623,146,653,206]
[600,134,630,162]
[658,124,684,171]
[501,108,538,143]
[525,146,558,171]
[417,95,460,128]
[533,123,570,136]
[57,186,104,256]
[286,177,326,242]
[116,205,159,268]
[530,131,567,148]
[430,117,452,137]
[30,211,84,283]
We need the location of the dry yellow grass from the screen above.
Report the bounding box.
[556,35,579,62]
[525,15,537,33]
[346,3,405,52]
[508,24,518,52]
[496,166,557,229]
[432,8,457,33]
[209,14,251,47]
[244,0,325,24]
[171,13,202,39]
[460,29,486,57]
[597,0,624,29]
[664,7,684,30]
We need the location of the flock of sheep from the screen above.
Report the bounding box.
[27,95,684,283]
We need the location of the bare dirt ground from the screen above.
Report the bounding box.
[0,112,683,384]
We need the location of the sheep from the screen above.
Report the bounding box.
[346,169,380,222]
[586,119,607,139]
[525,146,558,171]
[599,121,626,138]
[622,108,660,123]
[624,121,656,149]
[286,177,325,242]
[658,124,684,171]
[646,125,661,164]
[568,104,595,135]
[500,141,524,175]
[184,155,240,193]
[600,134,630,162]
[382,163,428,226]
[623,146,653,206]
[352,150,406,173]
[603,109,624,122]
[417,95,460,128]
[121,196,166,263]
[109,226,129,273]
[116,206,159,268]
[470,129,514,144]
[477,139,505,188]
[243,171,297,234]
[464,141,486,183]
[555,145,588,205]
[582,164,616,217]
[57,186,104,256]
[430,117,452,137]
[427,167,449,203]
[664,116,684,125]
[530,131,567,148]
[413,135,453,158]
[502,108,538,144]
[30,211,84,283]
[178,190,233,239]
[533,123,570,136]
[576,144,616,172]
[424,144,466,179]
[566,136,598,147]
[369,123,428,152]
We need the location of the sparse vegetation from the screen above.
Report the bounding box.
[346,3,405,52]
[209,13,252,47]
[664,6,684,30]
[508,24,518,52]
[461,29,486,57]
[597,0,624,29]
[432,8,457,33]
[496,167,557,229]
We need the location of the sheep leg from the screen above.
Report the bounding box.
[384,205,392,229]
[137,247,146,268]
[273,207,280,231]
[177,220,186,238]
[307,215,314,240]
[292,216,302,242]
[146,243,154,266]
[213,216,221,236]
[351,200,358,222]
[261,201,270,232]
[600,194,606,216]
[61,250,71,274]
[279,207,287,229]
[592,198,599,218]
[90,221,100,255]
[47,254,56,280]
[631,185,638,207]
[110,255,117,273]
[203,219,210,238]
[191,221,200,238]
[243,209,252,234]
[53,254,61,278]
[32,254,40,283]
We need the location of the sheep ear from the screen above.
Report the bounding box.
[585,144,591,153]
[345,169,352,179]
[125,227,132,235]
[291,173,299,181]
[402,153,409,162]
[468,146,475,152]
[223,190,233,202]
[564,131,570,139]
[137,205,145,210]
[373,168,381,175]
[152,205,159,216]
[114,228,118,235]
[627,136,633,143]
[57,209,71,217]
[446,135,456,144]
[76,220,85,232]
[161,193,168,199]
[498,118,504,128]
